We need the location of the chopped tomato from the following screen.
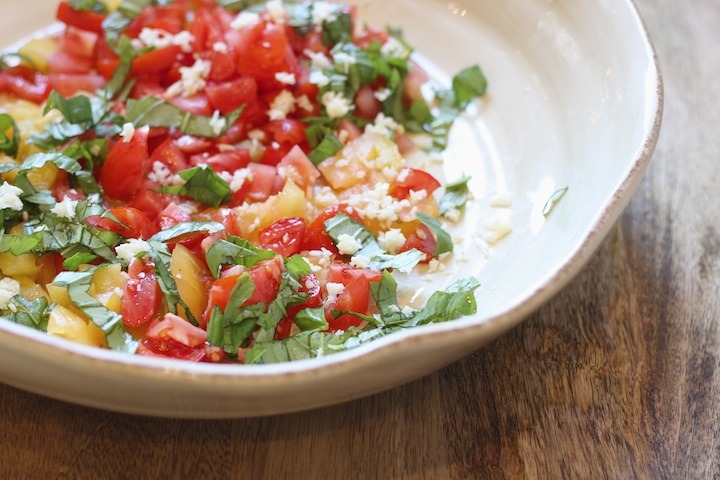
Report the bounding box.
[131,46,183,76]
[266,119,307,145]
[201,257,283,328]
[260,142,293,167]
[99,126,151,201]
[398,224,436,262]
[277,145,320,191]
[56,1,105,34]
[150,138,189,172]
[354,84,382,120]
[139,313,225,363]
[60,27,98,59]
[167,93,213,116]
[49,50,93,74]
[235,24,297,90]
[48,73,105,97]
[0,68,50,104]
[206,76,258,115]
[157,203,192,230]
[122,259,162,328]
[85,207,157,240]
[390,168,442,200]
[259,217,306,257]
[324,263,383,331]
[301,205,364,253]
[201,149,250,173]
[128,188,167,221]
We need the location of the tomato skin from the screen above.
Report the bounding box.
[389,168,442,200]
[85,207,157,240]
[259,217,306,257]
[139,313,225,363]
[49,50,93,74]
[301,205,364,253]
[168,93,213,116]
[132,46,182,76]
[260,142,293,167]
[199,150,250,173]
[277,145,320,191]
[128,188,167,221]
[236,24,296,89]
[201,258,283,328]
[206,77,258,115]
[121,259,162,328]
[398,224,436,262]
[150,138,189,173]
[266,119,307,145]
[49,73,105,97]
[56,1,105,34]
[157,203,192,230]
[61,27,98,59]
[99,126,151,201]
[324,263,383,331]
[0,69,50,104]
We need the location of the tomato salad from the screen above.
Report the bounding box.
[0,0,487,364]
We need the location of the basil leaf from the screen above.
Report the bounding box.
[254,268,309,344]
[542,186,568,216]
[321,12,352,46]
[206,273,263,355]
[146,240,198,326]
[149,221,224,243]
[0,113,19,158]
[43,90,95,124]
[245,328,385,364]
[103,0,154,47]
[294,306,328,332]
[215,0,267,11]
[125,97,244,138]
[324,213,384,258]
[4,295,52,331]
[452,65,488,109]
[69,0,108,13]
[205,235,276,278]
[369,249,425,273]
[0,231,43,256]
[53,270,138,353]
[370,271,406,326]
[416,212,453,257]
[439,174,471,215]
[308,132,343,164]
[1,152,81,194]
[161,166,232,207]
[404,277,479,326]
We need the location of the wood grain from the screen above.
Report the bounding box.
[1,0,718,478]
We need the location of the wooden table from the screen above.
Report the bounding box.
[0,1,715,478]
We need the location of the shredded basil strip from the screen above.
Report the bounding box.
[542,186,569,216]
[416,212,454,257]
[125,97,244,138]
[161,166,232,208]
[205,235,276,279]
[102,0,155,47]
[308,132,343,164]
[53,269,138,353]
[146,240,199,326]
[148,221,224,243]
[69,0,108,13]
[439,174,471,216]
[0,113,20,158]
[207,273,263,355]
[3,295,52,331]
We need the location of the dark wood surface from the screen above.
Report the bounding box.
[1,1,716,478]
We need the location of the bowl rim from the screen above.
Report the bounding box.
[0,0,663,391]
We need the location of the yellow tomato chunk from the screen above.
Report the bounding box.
[170,244,207,322]
[47,305,106,347]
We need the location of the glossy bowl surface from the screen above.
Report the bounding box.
[0,0,662,417]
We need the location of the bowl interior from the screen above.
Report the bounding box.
[0,0,660,417]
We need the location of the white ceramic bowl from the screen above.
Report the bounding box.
[0,0,661,417]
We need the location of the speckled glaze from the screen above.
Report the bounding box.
[0,0,661,418]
